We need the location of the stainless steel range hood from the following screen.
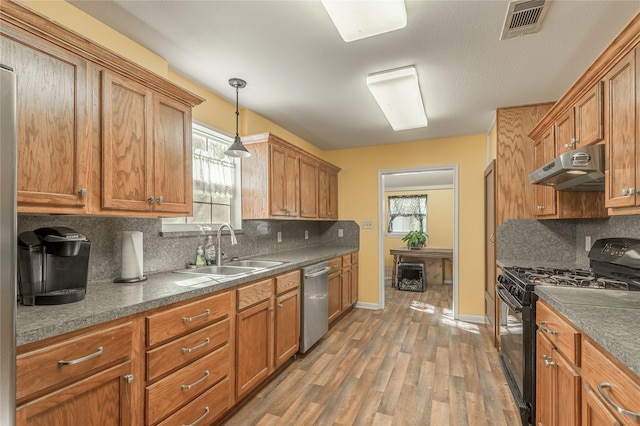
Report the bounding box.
[529,144,604,191]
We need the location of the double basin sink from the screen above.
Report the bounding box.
[174,259,286,283]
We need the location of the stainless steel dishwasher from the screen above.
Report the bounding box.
[300,261,330,353]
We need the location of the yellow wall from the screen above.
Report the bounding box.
[383,189,454,268]
[325,134,486,317]
[27,1,488,318]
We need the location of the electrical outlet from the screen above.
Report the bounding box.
[362,220,373,229]
[338,229,344,238]
[585,235,591,251]
[305,230,309,240]
[277,231,282,243]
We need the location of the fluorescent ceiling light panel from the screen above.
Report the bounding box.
[321,0,407,42]
[366,66,428,131]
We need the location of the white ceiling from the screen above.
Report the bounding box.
[68,0,640,151]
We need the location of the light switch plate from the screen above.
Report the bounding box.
[338,229,344,238]
[277,231,282,243]
[585,235,591,251]
[362,220,373,229]
[305,230,309,240]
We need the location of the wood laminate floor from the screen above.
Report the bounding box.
[222,283,519,426]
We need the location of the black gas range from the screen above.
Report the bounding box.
[497,238,640,426]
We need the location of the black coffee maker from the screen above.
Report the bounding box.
[17,226,91,305]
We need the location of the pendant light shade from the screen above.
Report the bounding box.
[224,78,251,158]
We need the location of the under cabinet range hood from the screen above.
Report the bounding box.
[529,144,605,191]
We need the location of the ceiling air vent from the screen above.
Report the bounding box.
[500,0,550,40]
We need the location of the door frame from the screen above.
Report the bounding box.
[377,164,459,318]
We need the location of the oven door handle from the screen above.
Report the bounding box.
[496,284,524,313]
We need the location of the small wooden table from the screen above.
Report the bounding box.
[390,247,453,287]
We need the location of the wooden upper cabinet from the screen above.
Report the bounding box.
[299,156,318,218]
[240,133,340,220]
[101,71,153,212]
[605,49,637,210]
[101,71,192,215]
[1,22,91,214]
[555,110,575,154]
[269,144,299,217]
[319,166,339,219]
[152,93,192,214]
[533,127,557,217]
[574,81,604,148]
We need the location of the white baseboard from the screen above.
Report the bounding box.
[457,314,485,324]
[354,301,380,310]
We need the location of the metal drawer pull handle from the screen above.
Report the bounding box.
[58,346,104,366]
[182,309,210,323]
[597,382,640,420]
[183,407,210,426]
[538,321,558,335]
[542,354,555,367]
[277,303,284,308]
[181,370,209,390]
[182,338,210,354]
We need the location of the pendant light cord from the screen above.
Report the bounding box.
[235,85,240,139]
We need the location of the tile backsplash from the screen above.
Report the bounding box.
[17,216,359,282]
[497,216,640,268]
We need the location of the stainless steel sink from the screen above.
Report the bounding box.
[175,265,259,277]
[226,260,284,269]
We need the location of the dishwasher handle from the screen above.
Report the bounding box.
[304,266,331,279]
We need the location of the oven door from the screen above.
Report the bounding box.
[497,283,534,425]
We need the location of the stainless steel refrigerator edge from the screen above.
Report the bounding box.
[0,64,17,425]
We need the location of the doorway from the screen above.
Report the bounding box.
[377,165,459,319]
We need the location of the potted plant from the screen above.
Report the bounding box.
[401,230,428,249]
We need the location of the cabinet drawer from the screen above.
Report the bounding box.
[351,252,358,264]
[146,344,230,425]
[582,338,640,426]
[147,291,230,346]
[536,301,580,364]
[276,270,300,295]
[342,254,352,268]
[156,376,231,426]
[237,278,273,311]
[147,318,230,382]
[17,322,132,401]
[328,257,342,274]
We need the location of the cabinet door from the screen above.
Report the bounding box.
[555,109,575,154]
[152,93,192,214]
[582,384,623,426]
[16,361,132,426]
[536,332,555,426]
[299,157,318,218]
[605,50,636,209]
[2,25,91,213]
[555,349,581,426]
[533,128,557,217]
[102,70,154,212]
[236,299,272,398]
[274,289,299,368]
[318,167,329,219]
[269,145,299,217]
[328,169,339,219]
[575,82,604,148]
[341,268,351,311]
[328,272,341,323]
[350,262,359,305]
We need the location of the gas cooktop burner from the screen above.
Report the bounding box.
[505,266,634,291]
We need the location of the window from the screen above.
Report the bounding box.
[387,194,427,235]
[162,123,242,232]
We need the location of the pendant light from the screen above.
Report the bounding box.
[224,78,251,158]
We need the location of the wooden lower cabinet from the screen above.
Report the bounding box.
[328,252,359,324]
[17,361,133,426]
[535,301,581,426]
[236,272,301,399]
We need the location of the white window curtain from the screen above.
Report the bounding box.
[388,195,427,233]
[192,151,234,200]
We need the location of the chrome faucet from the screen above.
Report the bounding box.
[216,223,237,266]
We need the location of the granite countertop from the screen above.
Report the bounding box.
[17,245,358,347]
[535,286,640,378]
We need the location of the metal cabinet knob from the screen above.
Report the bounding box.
[77,188,87,197]
[147,196,155,203]
[156,196,164,204]
[542,354,555,367]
